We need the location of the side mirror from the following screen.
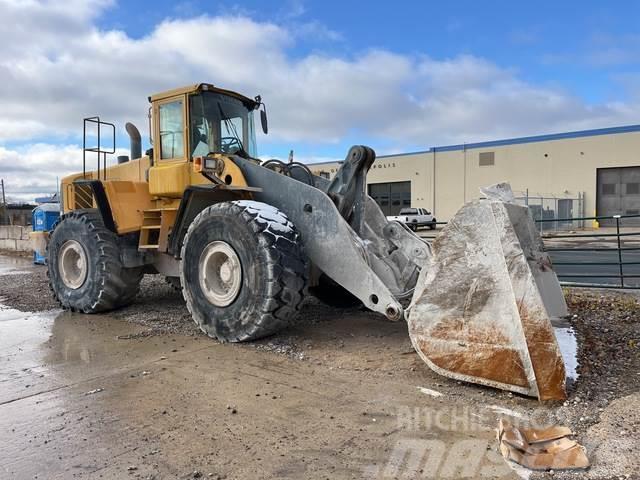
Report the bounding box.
[260,107,268,134]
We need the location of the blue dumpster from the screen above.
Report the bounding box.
[32,203,60,265]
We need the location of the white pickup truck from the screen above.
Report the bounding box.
[387,207,437,231]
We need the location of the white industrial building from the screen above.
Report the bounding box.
[309,125,640,227]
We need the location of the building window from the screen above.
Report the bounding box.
[626,183,640,195]
[479,151,495,166]
[626,209,639,215]
[602,183,616,195]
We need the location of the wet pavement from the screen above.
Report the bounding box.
[0,254,36,276]
[2,253,637,479]
[0,301,518,479]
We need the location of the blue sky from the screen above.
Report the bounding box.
[0,0,639,200]
[100,0,640,103]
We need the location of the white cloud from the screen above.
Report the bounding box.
[0,1,639,202]
[0,142,132,203]
[0,144,82,202]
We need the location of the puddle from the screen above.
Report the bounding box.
[0,304,61,357]
[0,254,36,275]
[0,304,59,323]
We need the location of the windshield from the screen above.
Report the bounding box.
[399,208,418,215]
[189,92,257,158]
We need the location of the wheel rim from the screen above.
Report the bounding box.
[198,241,242,307]
[58,240,88,290]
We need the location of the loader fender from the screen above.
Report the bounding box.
[71,179,117,232]
[168,184,256,256]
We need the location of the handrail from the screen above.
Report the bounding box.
[83,117,116,181]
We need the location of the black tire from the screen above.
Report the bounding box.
[409,223,417,232]
[180,200,307,342]
[47,209,143,313]
[429,219,437,230]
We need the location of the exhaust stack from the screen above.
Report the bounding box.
[125,122,142,161]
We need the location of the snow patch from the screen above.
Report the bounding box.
[554,326,579,381]
[234,200,296,242]
[236,200,288,224]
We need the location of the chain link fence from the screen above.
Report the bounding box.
[513,190,585,231]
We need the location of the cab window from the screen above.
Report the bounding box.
[159,100,184,159]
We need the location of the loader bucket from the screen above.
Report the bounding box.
[407,191,568,401]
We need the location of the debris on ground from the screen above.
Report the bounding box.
[498,419,589,471]
[84,388,104,396]
[417,386,443,397]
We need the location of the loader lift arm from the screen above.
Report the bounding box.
[234,146,428,320]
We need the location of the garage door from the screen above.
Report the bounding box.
[597,167,640,226]
[368,181,411,216]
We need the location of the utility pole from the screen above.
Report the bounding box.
[0,178,6,225]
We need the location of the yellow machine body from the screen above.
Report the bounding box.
[61,83,252,243]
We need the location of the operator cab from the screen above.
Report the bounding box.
[150,83,267,163]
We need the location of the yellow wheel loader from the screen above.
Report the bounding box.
[49,83,569,400]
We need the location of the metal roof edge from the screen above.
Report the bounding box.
[376,124,640,159]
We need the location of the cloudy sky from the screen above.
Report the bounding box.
[1,0,639,202]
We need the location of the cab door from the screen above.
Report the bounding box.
[149,95,192,197]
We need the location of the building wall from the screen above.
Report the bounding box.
[310,127,640,222]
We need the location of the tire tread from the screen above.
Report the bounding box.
[180,200,307,342]
[47,209,143,313]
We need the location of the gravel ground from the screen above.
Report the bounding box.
[532,290,640,480]
[1,261,638,478]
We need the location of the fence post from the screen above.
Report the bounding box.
[615,215,624,288]
[539,197,543,234]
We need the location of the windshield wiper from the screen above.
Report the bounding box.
[217,104,248,158]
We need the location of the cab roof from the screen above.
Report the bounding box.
[149,83,258,109]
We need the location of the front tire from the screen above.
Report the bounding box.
[48,210,143,313]
[180,201,307,342]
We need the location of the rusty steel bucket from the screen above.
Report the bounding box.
[407,187,568,401]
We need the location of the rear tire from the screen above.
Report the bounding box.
[429,218,437,230]
[180,200,307,342]
[47,209,143,313]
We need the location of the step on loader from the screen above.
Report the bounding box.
[48,83,568,401]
